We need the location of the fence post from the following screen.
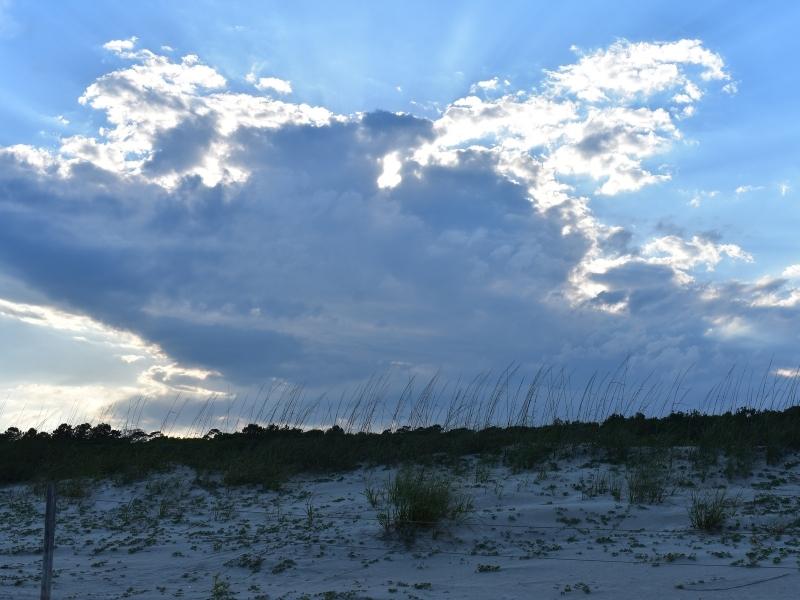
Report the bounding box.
[40,481,56,600]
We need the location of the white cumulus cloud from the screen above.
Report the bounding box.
[248,74,293,94]
[782,264,800,279]
[547,39,729,103]
[102,36,139,55]
[642,235,753,274]
[39,45,332,188]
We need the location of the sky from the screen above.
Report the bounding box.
[0,1,799,432]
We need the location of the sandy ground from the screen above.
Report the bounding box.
[1,449,799,599]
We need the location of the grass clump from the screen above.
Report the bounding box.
[476,564,501,573]
[579,468,623,501]
[688,489,733,531]
[371,467,472,538]
[271,558,297,574]
[626,459,670,504]
[210,574,236,599]
[223,553,263,573]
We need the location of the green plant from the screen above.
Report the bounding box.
[689,446,717,482]
[305,496,316,528]
[364,484,382,509]
[688,489,733,531]
[4,400,800,489]
[372,467,472,538]
[474,459,492,484]
[579,468,623,501]
[224,553,263,573]
[561,582,591,594]
[610,476,622,501]
[765,443,785,465]
[222,459,283,490]
[58,478,90,499]
[271,558,297,574]
[476,564,501,572]
[724,446,754,480]
[210,574,236,599]
[504,443,552,472]
[626,460,670,504]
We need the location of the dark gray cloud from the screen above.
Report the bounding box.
[0,103,797,410]
[144,114,219,176]
[0,113,589,387]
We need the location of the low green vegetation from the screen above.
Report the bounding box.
[688,489,734,531]
[626,458,671,504]
[369,467,472,537]
[1,407,800,487]
[210,574,236,600]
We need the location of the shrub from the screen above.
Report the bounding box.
[765,443,784,466]
[30,479,89,499]
[59,478,90,499]
[688,489,733,531]
[504,443,552,472]
[221,459,283,490]
[372,467,472,537]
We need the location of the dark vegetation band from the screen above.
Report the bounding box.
[2,406,800,486]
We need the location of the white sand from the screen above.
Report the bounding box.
[1,449,799,599]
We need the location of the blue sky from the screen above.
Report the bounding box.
[0,1,799,431]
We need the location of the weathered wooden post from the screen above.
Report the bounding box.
[40,481,56,600]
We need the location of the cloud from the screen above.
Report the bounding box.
[775,367,800,378]
[0,383,141,427]
[0,295,224,429]
[248,75,293,94]
[103,37,138,55]
[783,264,800,279]
[0,144,61,173]
[412,39,731,210]
[689,189,719,208]
[119,354,145,363]
[376,151,402,189]
[469,77,510,94]
[0,38,797,428]
[545,105,677,195]
[722,81,739,95]
[547,39,729,103]
[735,184,764,194]
[49,43,331,188]
[402,39,736,319]
[0,297,151,348]
[642,235,753,276]
[474,78,500,90]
